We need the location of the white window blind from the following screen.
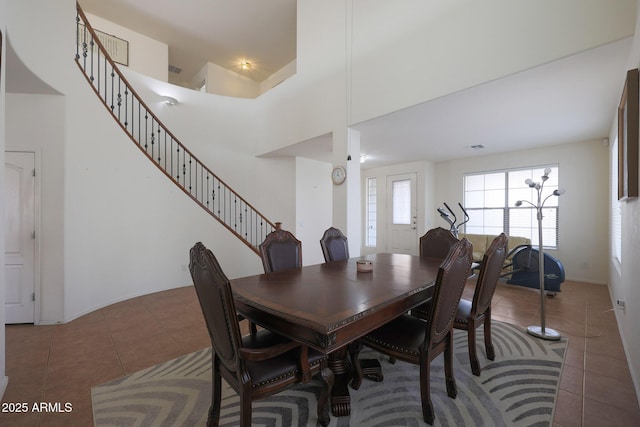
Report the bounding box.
[392,180,412,225]
[464,165,560,249]
[366,178,377,247]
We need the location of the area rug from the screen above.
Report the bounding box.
[92,321,566,426]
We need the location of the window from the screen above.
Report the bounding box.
[366,178,377,247]
[392,179,412,225]
[464,165,560,249]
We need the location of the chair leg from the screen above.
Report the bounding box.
[444,333,457,399]
[239,389,252,427]
[317,362,334,427]
[348,341,384,389]
[348,341,364,390]
[467,321,481,376]
[419,354,435,425]
[208,358,222,427]
[484,312,495,361]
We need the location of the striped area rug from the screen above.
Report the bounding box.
[92,321,566,426]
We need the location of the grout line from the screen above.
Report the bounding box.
[101,309,127,377]
[581,301,588,427]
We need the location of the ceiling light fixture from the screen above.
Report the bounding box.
[161,96,178,106]
[360,155,366,163]
[240,61,252,71]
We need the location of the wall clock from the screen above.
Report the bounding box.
[331,166,346,185]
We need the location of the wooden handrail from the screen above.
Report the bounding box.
[74,3,276,255]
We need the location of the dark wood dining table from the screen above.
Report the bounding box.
[231,252,442,416]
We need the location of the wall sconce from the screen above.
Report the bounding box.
[161,96,178,106]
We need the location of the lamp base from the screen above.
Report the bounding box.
[526,325,561,341]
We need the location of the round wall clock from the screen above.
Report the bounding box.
[331,166,346,185]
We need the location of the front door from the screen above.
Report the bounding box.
[4,151,36,324]
[386,173,417,254]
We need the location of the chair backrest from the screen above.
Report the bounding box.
[472,233,509,316]
[259,222,302,273]
[319,227,349,262]
[419,227,459,259]
[428,238,473,347]
[189,242,242,373]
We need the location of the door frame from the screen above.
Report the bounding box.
[385,172,418,255]
[5,150,41,324]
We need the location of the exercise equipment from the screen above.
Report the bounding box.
[507,246,565,295]
[437,202,469,238]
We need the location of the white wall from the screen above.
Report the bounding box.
[435,140,610,284]
[259,60,296,95]
[295,157,333,265]
[349,0,636,125]
[5,94,66,323]
[84,13,168,83]
[0,23,8,398]
[608,0,640,402]
[200,61,260,98]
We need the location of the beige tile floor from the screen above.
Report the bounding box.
[1,280,639,426]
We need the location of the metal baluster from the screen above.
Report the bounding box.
[124,88,128,129]
[117,77,122,120]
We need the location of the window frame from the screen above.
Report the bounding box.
[463,165,560,250]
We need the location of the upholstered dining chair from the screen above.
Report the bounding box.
[412,226,460,320]
[454,233,508,376]
[350,238,474,425]
[419,226,459,258]
[319,226,349,262]
[259,222,302,273]
[189,242,333,427]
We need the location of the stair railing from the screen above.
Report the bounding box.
[74,4,276,255]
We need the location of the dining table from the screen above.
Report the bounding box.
[231,252,442,417]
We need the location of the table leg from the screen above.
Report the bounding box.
[328,347,352,416]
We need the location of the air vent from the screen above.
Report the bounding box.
[168,65,182,74]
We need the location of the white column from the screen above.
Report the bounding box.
[332,127,361,257]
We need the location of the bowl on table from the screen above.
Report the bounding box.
[356,260,373,273]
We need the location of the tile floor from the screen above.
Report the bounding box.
[1,280,639,426]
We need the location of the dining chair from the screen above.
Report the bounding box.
[412,226,460,320]
[189,242,333,427]
[319,226,349,262]
[350,238,474,425]
[259,222,302,273]
[419,226,459,258]
[454,233,508,376]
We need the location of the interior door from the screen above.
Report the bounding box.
[5,151,36,324]
[386,173,417,254]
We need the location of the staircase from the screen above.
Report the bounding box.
[74,5,275,255]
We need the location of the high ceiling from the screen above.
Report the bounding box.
[268,37,631,168]
[76,1,632,169]
[78,0,296,84]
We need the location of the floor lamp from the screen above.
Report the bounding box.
[515,168,564,341]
